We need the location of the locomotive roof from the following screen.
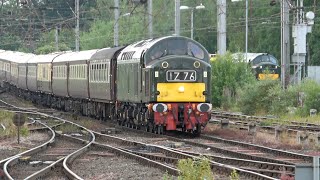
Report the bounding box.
[53,49,99,63]
[233,53,274,63]
[91,46,124,60]
[117,36,209,62]
[117,36,169,60]
[28,52,63,63]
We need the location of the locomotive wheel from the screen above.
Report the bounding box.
[182,126,186,132]
[144,124,148,132]
[158,125,164,134]
[148,123,154,133]
[192,124,201,137]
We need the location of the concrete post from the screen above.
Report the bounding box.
[248,122,256,135]
[220,119,229,129]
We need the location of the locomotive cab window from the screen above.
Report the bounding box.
[187,42,204,59]
[146,38,207,64]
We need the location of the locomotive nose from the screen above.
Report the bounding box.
[152,57,209,103]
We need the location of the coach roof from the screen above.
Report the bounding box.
[53,49,99,63]
[28,52,63,63]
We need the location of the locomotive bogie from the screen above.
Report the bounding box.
[152,102,211,132]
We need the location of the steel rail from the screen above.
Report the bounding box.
[200,134,313,162]
[173,148,295,177]
[0,99,95,180]
[2,120,55,180]
[93,131,277,180]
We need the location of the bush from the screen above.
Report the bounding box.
[296,80,320,116]
[177,157,213,180]
[211,52,255,109]
[237,80,293,115]
[236,79,320,116]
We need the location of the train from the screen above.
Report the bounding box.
[0,36,212,135]
[237,53,280,80]
[210,53,281,80]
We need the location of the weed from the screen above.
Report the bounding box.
[229,169,239,180]
[163,171,174,180]
[20,126,29,137]
[56,124,79,133]
[177,156,213,180]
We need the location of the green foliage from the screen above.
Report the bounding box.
[0,111,29,138]
[237,80,286,115]
[34,29,73,54]
[237,79,320,116]
[229,169,240,180]
[296,80,320,116]
[56,124,79,134]
[81,20,114,50]
[0,34,22,51]
[177,157,213,180]
[227,0,281,58]
[35,43,70,54]
[20,126,30,137]
[211,52,255,108]
[163,171,174,180]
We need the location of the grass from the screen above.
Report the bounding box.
[278,114,320,125]
[0,110,29,138]
[177,157,213,180]
[55,123,80,134]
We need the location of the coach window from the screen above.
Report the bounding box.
[42,67,46,79]
[76,66,78,78]
[91,65,94,81]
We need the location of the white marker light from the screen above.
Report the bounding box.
[178,86,185,93]
[203,71,207,77]
[155,71,159,77]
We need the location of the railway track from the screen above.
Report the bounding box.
[0,100,95,179]
[89,131,277,179]
[4,135,85,179]
[113,127,297,178]
[211,110,320,133]
[0,97,308,179]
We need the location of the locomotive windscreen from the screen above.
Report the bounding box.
[146,38,207,64]
[251,54,278,65]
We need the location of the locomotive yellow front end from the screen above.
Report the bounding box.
[144,36,211,135]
